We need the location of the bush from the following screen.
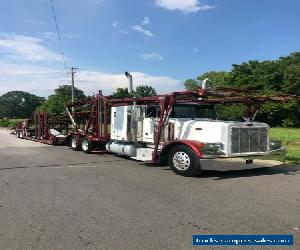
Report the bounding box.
[0,119,10,127]
[0,119,24,128]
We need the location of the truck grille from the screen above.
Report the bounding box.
[230,127,268,154]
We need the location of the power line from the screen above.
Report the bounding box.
[50,0,67,70]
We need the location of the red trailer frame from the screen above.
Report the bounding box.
[14,111,69,145]
[66,88,298,163]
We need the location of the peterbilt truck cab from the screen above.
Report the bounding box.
[106,103,284,176]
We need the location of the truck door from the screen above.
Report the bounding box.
[142,106,159,143]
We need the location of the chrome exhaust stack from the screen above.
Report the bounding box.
[125,71,133,95]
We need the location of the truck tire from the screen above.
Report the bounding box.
[71,136,81,151]
[66,137,71,147]
[168,145,202,176]
[49,137,56,146]
[81,137,93,154]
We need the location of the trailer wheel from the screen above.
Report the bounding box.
[66,137,71,147]
[49,137,56,146]
[81,137,93,154]
[168,145,202,176]
[71,136,81,151]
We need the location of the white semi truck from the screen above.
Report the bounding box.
[105,102,284,176]
[68,77,288,176]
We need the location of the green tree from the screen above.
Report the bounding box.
[184,79,200,90]
[0,91,45,118]
[112,85,157,98]
[135,85,157,97]
[184,72,230,90]
[184,52,300,126]
[197,71,231,88]
[38,85,86,114]
[283,65,300,95]
[111,88,131,98]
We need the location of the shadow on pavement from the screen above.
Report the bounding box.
[154,163,300,179]
[196,164,300,180]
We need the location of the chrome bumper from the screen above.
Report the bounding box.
[200,148,285,171]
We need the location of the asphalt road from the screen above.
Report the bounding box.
[0,129,299,250]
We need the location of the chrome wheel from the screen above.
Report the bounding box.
[71,137,77,149]
[82,140,89,151]
[172,151,190,171]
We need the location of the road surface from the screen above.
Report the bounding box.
[0,128,299,249]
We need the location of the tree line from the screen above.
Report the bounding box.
[0,85,157,118]
[0,52,299,127]
[184,52,300,127]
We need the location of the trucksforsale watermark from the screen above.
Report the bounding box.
[192,235,293,246]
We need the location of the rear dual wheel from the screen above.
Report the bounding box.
[81,137,93,154]
[71,136,81,151]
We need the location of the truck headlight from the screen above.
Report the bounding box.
[201,143,224,155]
[269,140,283,151]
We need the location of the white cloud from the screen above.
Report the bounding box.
[76,71,181,95]
[0,63,182,96]
[0,33,63,62]
[119,30,128,35]
[42,32,59,39]
[62,33,81,39]
[0,33,180,97]
[112,21,129,36]
[0,63,67,96]
[132,25,154,38]
[140,53,164,60]
[155,0,215,13]
[142,17,151,26]
[43,31,81,40]
[112,21,119,28]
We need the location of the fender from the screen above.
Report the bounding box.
[158,140,204,163]
[68,130,86,138]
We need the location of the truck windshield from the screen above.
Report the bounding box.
[171,104,216,119]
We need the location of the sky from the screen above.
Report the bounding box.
[0,0,299,97]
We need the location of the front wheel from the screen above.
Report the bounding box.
[168,145,202,176]
[81,137,93,154]
[71,136,81,151]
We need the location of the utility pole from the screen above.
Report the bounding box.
[70,67,78,112]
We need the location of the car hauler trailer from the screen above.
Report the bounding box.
[66,85,296,176]
[14,111,69,145]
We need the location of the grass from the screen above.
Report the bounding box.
[270,128,300,164]
[0,118,25,128]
